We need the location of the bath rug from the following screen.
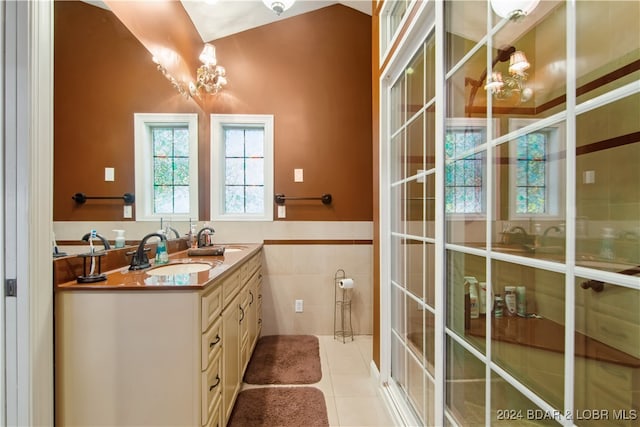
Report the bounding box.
[228,386,329,427]
[244,335,322,384]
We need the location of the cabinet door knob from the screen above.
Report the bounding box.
[249,291,254,305]
[209,374,221,391]
[209,334,221,348]
[239,305,245,322]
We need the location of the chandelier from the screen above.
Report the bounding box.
[484,50,533,102]
[194,43,227,95]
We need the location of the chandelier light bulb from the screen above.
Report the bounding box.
[509,51,530,74]
[262,0,295,16]
[199,43,217,66]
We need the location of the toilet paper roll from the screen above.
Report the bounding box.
[339,278,354,289]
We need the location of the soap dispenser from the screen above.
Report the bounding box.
[113,229,126,248]
[155,231,169,265]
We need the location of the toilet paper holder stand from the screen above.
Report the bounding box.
[334,269,354,343]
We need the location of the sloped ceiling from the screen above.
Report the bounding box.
[83,0,372,42]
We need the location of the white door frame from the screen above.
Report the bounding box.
[3,1,54,425]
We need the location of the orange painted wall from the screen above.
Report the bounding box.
[54,1,373,222]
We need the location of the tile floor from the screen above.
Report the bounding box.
[240,335,398,426]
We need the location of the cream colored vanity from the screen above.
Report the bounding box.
[54,246,263,427]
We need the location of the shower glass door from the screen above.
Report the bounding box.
[380,1,639,425]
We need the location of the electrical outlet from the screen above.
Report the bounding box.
[295,299,303,313]
[294,168,304,182]
[123,205,132,218]
[278,205,286,218]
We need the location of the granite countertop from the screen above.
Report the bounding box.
[55,243,262,291]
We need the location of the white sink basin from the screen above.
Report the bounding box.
[224,245,247,253]
[147,262,212,276]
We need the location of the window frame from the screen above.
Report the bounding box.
[210,114,274,222]
[134,113,199,222]
[508,119,566,220]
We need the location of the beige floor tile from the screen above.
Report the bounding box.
[330,372,379,397]
[334,396,397,426]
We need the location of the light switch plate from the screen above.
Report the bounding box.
[583,170,595,184]
[294,168,304,182]
[105,167,115,181]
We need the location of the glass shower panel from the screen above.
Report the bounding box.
[444,1,487,73]
[446,45,487,120]
[491,260,566,410]
[425,105,436,172]
[391,284,406,338]
[490,372,559,426]
[445,148,487,246]
[407,43,425,112]
[407,292,423,358]
[425,242,436,308]
[574,277,640,426]
[407,352,427,424]
[391,331,407,396]
[390,72,405,134]
[445,336,486,426]
[425,35,436,104]
[424,309,435,376]
[390,234,404,287]
[406,239,424,300]
[492,124,567,263]
[424,173,436,239]
[576,1,640,105]
[390,184,403,234]
[407,113,424,179]
[446,250,486,354]
[391,130,405,184]
[490,1,567,120]
[407,177,424,237]
[575,93,640,273]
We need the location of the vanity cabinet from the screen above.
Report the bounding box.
[222,250,263,423]
[55,247,263,427]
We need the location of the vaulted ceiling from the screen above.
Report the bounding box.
[83,0,372,42]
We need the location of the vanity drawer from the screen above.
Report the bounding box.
[202,317,222,371]
[201,285,222,332]
[587,311,640,359]
[590,359,640,394]
[222,269,242,308]
[201,349,222,426]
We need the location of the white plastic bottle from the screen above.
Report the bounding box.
[516,286,527,317]
[479,282,487,315]
[504,286,517,316]
[600,227,616,260]
[468,279,480,319]
[113,229,126,248]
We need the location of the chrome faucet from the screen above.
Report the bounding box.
[196,226,216,248]
[159,217,181,239]
[129,232,166,270]
[165,226,180,239]
[81,232,111,251]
